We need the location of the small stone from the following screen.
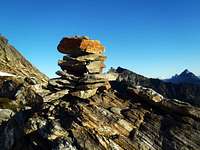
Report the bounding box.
[43,89,69,102]
[75,54,106,62]
[79,73,107,83]
[76,82,106,90]
[48,78,76,89]
[0,109,15,124]
[56,70,79,81]
[110,107,122,115]
[70,88,98,99]
[86,61,105,74]
[130,86,163,103]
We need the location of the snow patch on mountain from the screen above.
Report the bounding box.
[0,71,15,77]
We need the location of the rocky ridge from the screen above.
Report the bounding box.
[0,35,48,83]
[0,36,200,150]
[111,67,200,106]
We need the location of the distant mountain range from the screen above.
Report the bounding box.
[109,67,200,106]
[164,69,200,85]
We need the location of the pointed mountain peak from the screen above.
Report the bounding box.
[181,69,191,75]
[180,69,196,78]
[165,69,200,85]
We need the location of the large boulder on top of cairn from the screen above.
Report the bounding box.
[49,36,110,99]
[57,36,105,56]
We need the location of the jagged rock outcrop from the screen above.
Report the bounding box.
[0,36,200,150]
[111,67,200,106]
[0,35,48,83]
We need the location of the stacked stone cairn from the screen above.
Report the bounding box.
[48,36,110,99]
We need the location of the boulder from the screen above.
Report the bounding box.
[57,37,105,56]
[0,109,15,124]
[129,86,164,103]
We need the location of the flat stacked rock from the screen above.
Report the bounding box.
[49,36,110,99]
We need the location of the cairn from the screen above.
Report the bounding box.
[48,36,110,99]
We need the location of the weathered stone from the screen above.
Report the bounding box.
[57,36,105,56]
[86,61,105,74]
[76,82,107,90]
[63,54,106,62]
[56,70,79,81]
[58,59,85,67]
[43,89,69,102]
[0,80,18,99]
[48,78,76,89]
[79,73,107,83]
[24,116,47,135]
[105,72,119,81]
[70,88,98,99]
[130,86,164,103]
[58,60,87,76]
[24,77,38,85]
[0,109,15,124]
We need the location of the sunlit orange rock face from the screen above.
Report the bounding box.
[80,39,105,54]
[57,37,105,56]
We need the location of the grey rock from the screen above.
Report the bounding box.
[72,54,106,62]
[0,80,17,99]
[0,109,15,124]
[56,70,79,81]
[78,73,107,83]
[86,61,104,74]
[43,89,69,102]
[48,78,76,89]
[130,86,164,103]
[70,88,98,99]
[76,82,106,90]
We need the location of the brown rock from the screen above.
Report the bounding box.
[63,54,106,62]
[57,36,105,56]
[70,88,98,99]
[58,60,87,76]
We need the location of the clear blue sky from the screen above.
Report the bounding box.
[0,0,200,78]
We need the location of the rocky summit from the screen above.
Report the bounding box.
[0,36,200,150]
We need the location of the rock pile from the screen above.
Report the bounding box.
[48,36,110,99]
